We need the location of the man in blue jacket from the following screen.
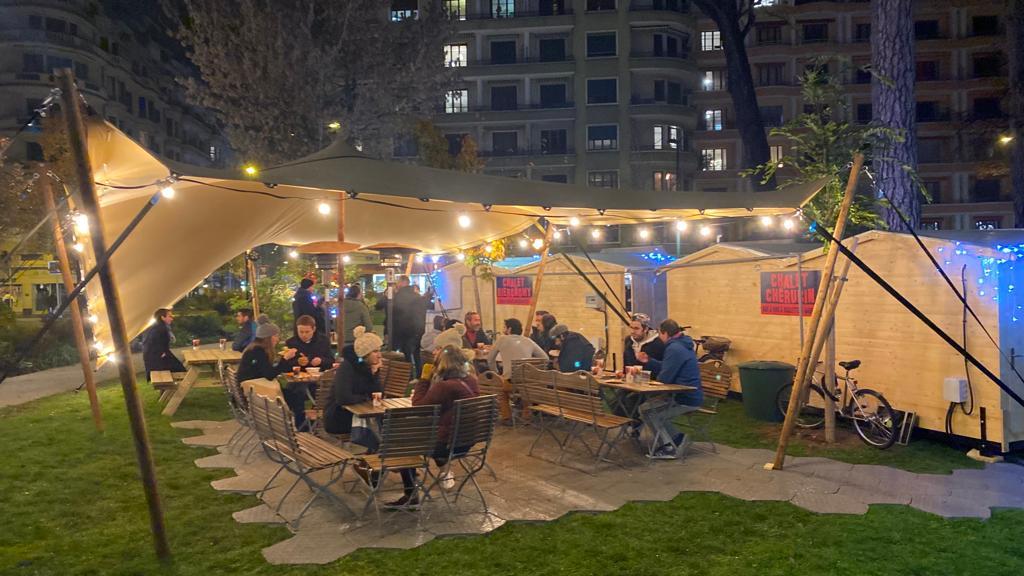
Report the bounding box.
[637,319,703,459]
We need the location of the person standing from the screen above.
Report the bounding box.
[232,308,257,352]
[636,319,703,460]
[341,284,374,347]
[292,278,319,334]
[549,324,595,373]
[392,275,432,373]
[142,308,186,379]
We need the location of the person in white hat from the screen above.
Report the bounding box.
[324,326,384,444]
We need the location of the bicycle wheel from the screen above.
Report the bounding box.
[776,383,827,428]
[850,389,897,449]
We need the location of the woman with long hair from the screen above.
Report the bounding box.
[236,318,297,383]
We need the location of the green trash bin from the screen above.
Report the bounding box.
[737,361,796,422]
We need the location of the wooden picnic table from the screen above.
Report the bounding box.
[161,348,242,416]
[597,377,695,395]
[344,396,412,418]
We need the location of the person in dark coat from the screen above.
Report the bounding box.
[623,313,666,372]
[324,326,383,441]
[391,275,432,373]
[292,278,319,334]
[232,308,257,352]
[142,308,186,379]
[236,320,297,381]
[636,319,703,460]
[461,311,492,349]
[549,324,595,373]
[278,314,334,430]
[530,312,557,353]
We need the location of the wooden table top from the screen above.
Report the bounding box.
[281,371,322,384]
[597,377,695,394]
[183,349,243,365]
[344,396,412,417]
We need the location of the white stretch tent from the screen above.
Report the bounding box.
[78,119,825,351]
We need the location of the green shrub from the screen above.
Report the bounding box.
[172,312,224,342]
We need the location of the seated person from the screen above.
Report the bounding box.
[487,318,548,422]
[461,311,492,349]
[279,314,334,430]
[419,315,446,356]
[236,319,297,386]
[324,326,384,450]
[636,319,704,460]
[549,324,595,373]
[232,308,257,352]
[623,313,665,372]
[530,312,557,353]
[142,308,186,379]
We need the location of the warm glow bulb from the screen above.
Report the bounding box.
[760,215,773,227]
[317,201,331,215]
[456,252,466,261]
[72,242,85,253]
[699,225,712,237]
[553,230,562,240]
[244,165,258,176]
[484,244,494,254]
[590,228,602,240]
[342,255,351,263]
[675,220,687,232]
[457,213,471,229]
[288,249,299,259]
[569,216,580,227]
[783,218,795,230]
[518,239,528,248]
[532,238,544,250]
[415,254,424,263]
[160,186,176,199]
[328,121,341,130]
[638,228,650,240]
[93,341,104,351]
[73,214,89,234]
[88,314,98,324]
[999,135,1014,145]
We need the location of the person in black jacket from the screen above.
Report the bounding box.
[531,312,557,353]
[236,320,297,386]
[142,308,186,379]
[392,275,432,373]
[292,278,320,335]
[231,308,257,352]
[324,326,384,449]
[279,314,334,430]
[549,324,595,373]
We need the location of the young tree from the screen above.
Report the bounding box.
[690,0,774,189]
[167,0,454,164]
[412,120,485,173]
[871,0,919,230]
[1010,0,1024,227]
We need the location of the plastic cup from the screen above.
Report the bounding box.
[192,339,200,350]
[218,338,226,351]
[372,392,383,407]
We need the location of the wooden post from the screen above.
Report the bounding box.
[245,251,260,317]
[55,70,170,560]
[41,168,104,432]
[405,253,415,277]
[335,193,346,347]
[523,223,555,334]
[823,320,837,443]
[770,153,863,471]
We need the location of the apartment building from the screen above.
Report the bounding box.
[692,0,1011,230]
[414,0,1011,235]
[0,0,230,168]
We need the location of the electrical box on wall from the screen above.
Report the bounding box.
[584,293,605,311]
[943,377,969,403]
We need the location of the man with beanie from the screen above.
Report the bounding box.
[550,324,595,373]
[292,277,320,335]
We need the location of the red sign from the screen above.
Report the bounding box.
[496,276,533,306]
[760,271,820,316]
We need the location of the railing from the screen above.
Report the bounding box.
[480,147,577,158]
[442,102,576,114]
[630,97,690,106]
[465,55,574,66]
[629,0,690,13]
[630,50,691,61]
[464,7,574,20]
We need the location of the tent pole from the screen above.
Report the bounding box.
[245,251,260,317]
[405,253,415,277]
[335,193,346,348]
[523,223,554,336]
[770,153,863,471]
[55,69,170,560]
[41,167,103,432]
[824,319,837,444]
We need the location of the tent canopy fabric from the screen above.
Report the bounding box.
[80,120,825,347]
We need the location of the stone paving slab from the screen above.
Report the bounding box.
[176,418,1024,566]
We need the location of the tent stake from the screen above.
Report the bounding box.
[770,153,863,471]
[55,69,170,560]
[41,167,104,432]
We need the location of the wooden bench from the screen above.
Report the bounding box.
[151,370,185,402]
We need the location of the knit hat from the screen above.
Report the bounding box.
[256,314,271,325]
[433,323,466,351]
[255,320,280,339]
[549,324,569,340]
[352,326,383,358]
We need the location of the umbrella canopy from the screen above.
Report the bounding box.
[79,120,824,347]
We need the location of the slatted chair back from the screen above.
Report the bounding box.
[519,363,555,386]
[378,357,392,385]
[378,405,440,461]
[553,372,602,419]
[477,371,506,397]
[224,366,249,414]
[699,360,732,400]
[450,395,499,450]
[519,379,559,410]
[383,359,414,398]
[264,395,301,459]
[247,391,280,451]
[510,358,550,383]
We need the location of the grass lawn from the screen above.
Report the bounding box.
[1,379,1020,575]
[701,400,984,474]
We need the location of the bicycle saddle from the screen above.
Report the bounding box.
[838,360,861,370]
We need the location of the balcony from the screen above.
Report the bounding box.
[0,29,94,52]
[629,1,690,14]
[630,50,691,61]
[463,7,573,21]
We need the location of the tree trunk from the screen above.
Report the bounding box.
[718,22,773,188]
[1010,0,1024,227]
[872,0,919,231]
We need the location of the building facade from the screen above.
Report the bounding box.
[416,0,1011,235]
[0,0,230,168]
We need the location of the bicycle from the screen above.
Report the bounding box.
[680,326,731,362]
[775,359,897,449]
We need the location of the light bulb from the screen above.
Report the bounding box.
[484,244,494,254]
[569,216,580,227]
[160,186,176,199]
[73,214,89,234]
[638,228,650,240]
[415,254,424,263]
[88,314,98,324]
[317,201,331,215]
[675,220,687,232]
[760,215,773,227]
[783,218,795,230]
[699,225,711,237]
[532,238,544,250]
[106,353,117,364]
[288,249,299,259]
[244,165,258,176]
[553,230,562,240]
[431,255,441,263]
[518,239,528,248]
[342,255,351,263]
[456,252,465,261]
[457,213,471,229]
[328,121,341,130]
[72,242,85,253]
[591,228,602,240]
[93,342,104,351]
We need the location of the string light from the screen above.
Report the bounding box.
[699,225,711,238]
[160,186,176,199]
[72,242,85,253]
[457,213,471,229]
[288,249,299,259]
[484,244,494,254]
[243,165,258,176]
[518,238,528,248]
[87,314,98,324]
[456,252,466,261]
[590,228,602,240]
[72,214,89,234]
[999,134,1014,145]
[532,238,545,250]
[553,230,562,240]
[638,228,650,240]
[327,121,341,130]
[760,215,773,227]
[783,218,795,230]
[415,254,424,263]
[342,255,351,263]
[569,216,580,227]
[317,201,331,215]
[675,220,687,232]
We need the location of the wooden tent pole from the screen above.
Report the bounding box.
[245,251,260,317]
[335,193,346,346]
[405,253,415,277]
[55,70,170,559]
[41,167,104,432]
[523,223,555,334]
[770,153,863,471]
[823,316,837,443]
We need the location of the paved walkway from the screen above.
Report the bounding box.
[175,418,1024,566]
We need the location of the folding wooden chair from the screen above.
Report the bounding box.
[218,366,261,460]
[426,395,499,511]
[678,359,732,455]
[478,370,517,427]
[383,359,414,398]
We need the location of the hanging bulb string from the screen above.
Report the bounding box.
[0,190,164,386]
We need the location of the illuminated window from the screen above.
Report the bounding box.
[653,171,677,191]
[702,70,724,91]
[704,109,723,131]
[588,171,619,188]
[653,125,680,150]
[701,148,727,171]
[587,125,618,151]
[444,44,467,67]
[444,0,466,20]
[701,30,721,51]
[445,89,468,113]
